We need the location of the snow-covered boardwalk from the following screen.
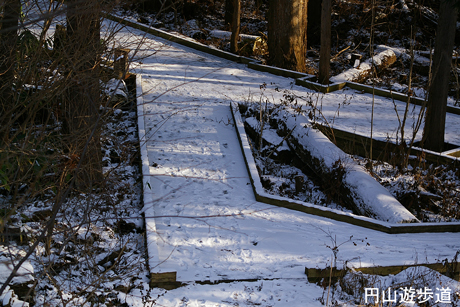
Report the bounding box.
[114,20,460,305]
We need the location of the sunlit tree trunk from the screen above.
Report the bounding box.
[422,0,458,152]
[268,0,308,72]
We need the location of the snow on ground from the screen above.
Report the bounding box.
[110,21,460,305]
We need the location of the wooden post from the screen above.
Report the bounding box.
[114,48,130,79]
[230,0,240,54]
[422,0,458,152]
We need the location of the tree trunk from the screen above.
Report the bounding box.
[0,0,19,81]
[268,0,308,73]
[422,0,458,152]
[307,0,321,48]
[318,0,331,85]
[230,0,240,53]
[65,0,103,190]
[0,0,20,140]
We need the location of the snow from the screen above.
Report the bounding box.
[330,47,397,83]
[4,9,459,304]
[209,29,260,41]
[0,248,34,286]
[244,116,288,150]
[275,108,418,223]
[109,19,460,305]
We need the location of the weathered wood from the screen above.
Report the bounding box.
[230,0,240,53]
[314,124,460,168]
[295,77,346,93]
[305,267,347,283]
[107,14,244,63]
[346,82,460,115]
[248,62,310,79]
[254,193,392,233]
[306,263,460,283]
[150,272,183,290]
[331,49,397,83]
[422,0,458,152]
[114,48,130,79]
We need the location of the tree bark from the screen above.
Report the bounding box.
[65,0,103,190]
[422,0,458,152]
[318,0,331,85]
[268,0,308,73]
[230,0,240,53]
[0,0,20,140]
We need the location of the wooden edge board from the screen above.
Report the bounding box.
[305,263,460,283]
[106,14,460,116]
[314,125,460,169]
[150,272,183,290]
[231,102,460,234]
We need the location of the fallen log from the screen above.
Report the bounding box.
[330,48,397,84]
[273,108,419,224]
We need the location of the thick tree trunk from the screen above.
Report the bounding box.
[268,0,308,72]
[0,0,20,140]
[422,0,458,152]
[65,0,103,190]
[230,0,240,53]
[318,0,331,85]
[0,0,19,80]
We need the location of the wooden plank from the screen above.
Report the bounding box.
[150,272,183,290]
[315,124,460,167]
[255,193,392,233]
[106,15,242,63]
[346,82,460,115]
[247,62,310,79]
[295,78,346,93]
[306,263,460,283]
